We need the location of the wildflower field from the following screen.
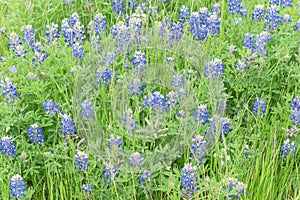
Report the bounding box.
[0,0,299,199]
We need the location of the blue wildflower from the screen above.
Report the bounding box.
[129,78,143,96]
[111,0,125,15]
[291,96,300,125]
[252,5,265,21]
[10,174,27,199]
[295,19,300,30]
[60,113,76,137]
[211,3,222,15]
[172,74,185,91]
[64,0,74,5]
[0,136,16,157]
[194,104,210,124]
[228,0,245,15]
[281,139,297,157]
[189,10,208,41]
[70,13,79,26]
[32,42,48,67]
[206,115,232,140]
[102,164,119,184]
[0,78,18,102]
[75,150,90,171]
[132,51,146,75]
[94,13,107,35]
[143,91,170,112]
[235,60,248,72]
[207,14,221,36]
[8,32,21,51]
[190,136,207,163]
[254,31,272,56]
[179,5,190,24]
[223,178,248,199]
[95,67,115,86]
[129,152,144,167]
[9,66,17,73]
[102,52,116,66]
[180,163,199,199]
[14,45,26,58]
[204,59,224,80]
[46,23,59,45]
[42,100,61,116]
[243,33,256,50]
[269,0,293,8]
[252,98,266,115]
[127,0,138,11]
[27,124,45,145]
[281,14,292,23]
[80,100,95,119]
[23,25,35,47]
[138,171,152,185]
[265,5,280,30]
[107,135,123,149]
[81,184,93,193]
[166,91,179,108]
[110,21,131,51]
[122,108,137,131]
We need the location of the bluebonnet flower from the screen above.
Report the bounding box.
[102,164,119,184]
[129,78,143,96]
[179,5,190,24]
[0,56,5,62]
[94,13,107,35]
[252,5,265,21]
[128,0,138,11]
[81,184,93,193]
[80,100,95,119]
[8,32,21,51]
[42,100,61,116]
[61,18,72,45]
[95,67,115,86]
[23,25,35,47]
[172,74,184,91]
[240,8,248,18]
[60,113,76,137]
[110,21,131,51]
[32,42,48,67]
[64,0,74,5]
[72,42,84,60]
[194,104,210,124]
[102,52,116,66]
[281,14,292,23]
[189,11,208,41]
[243,33,256,50]
[107,135,123,149]
[180,163,199,199]
[281,139,297,157]
[0,27,6,35]
[46,23,59,45]
[0,78,18,102]
[147,6,158,17]
[0,136,16,157]
[143,91,170,112]
[138,171,152,185]
[168,21,184,46]
[190,136,207,163]
[206,115,232,140]
[265,5,280,30]
[207,14,221,36]
[132,51,146,75]
[252,98,266,115]
[254,31,272,56]
[14,45,26,58]
[223,178,248,198]
[129,152,144,167]
[75,150,90,171]
[27,124,45,145]
[228,0,245,15]
[211,3,222,15]
[291,96,300,125]
[111,0,125,15]
[269,0,293,8]
[70,13,79,26]
[175,110,186,118]
[295,19,300,31]
[166,91,179,108]
[235,60,248,72]
[204,59,224,80]
[9,66,17,73]
[10,174,27,199]
[122,108,137,131]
